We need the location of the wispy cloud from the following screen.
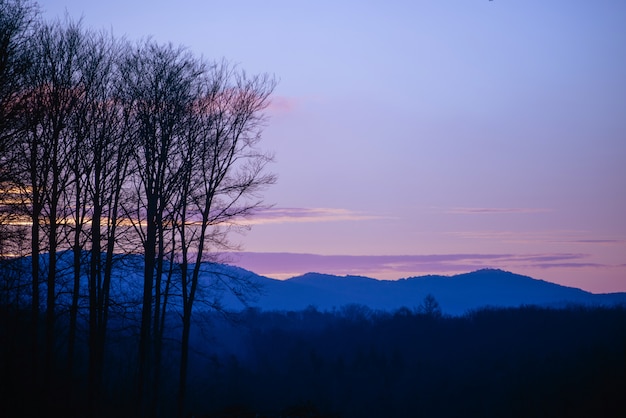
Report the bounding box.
[446,207,552,214]
[531,262,604,269]
[446,230,626,246]
[244,207,386,225]
[445,230,556,245]
[505,254,586,263]
[570,239,626,244]
[267,95,299,115]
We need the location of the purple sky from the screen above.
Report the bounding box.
[42,1,626,293]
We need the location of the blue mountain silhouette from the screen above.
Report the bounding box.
[4,252,625,316]
[220,266,626,315]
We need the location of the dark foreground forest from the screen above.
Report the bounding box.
[1,301,625,418]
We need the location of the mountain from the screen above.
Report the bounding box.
[3,252,625,316]
[220,267,626,316]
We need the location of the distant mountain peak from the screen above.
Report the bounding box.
[288,272,378,283]
[471,268,510,274]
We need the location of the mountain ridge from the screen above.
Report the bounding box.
[222,266,626,315]
[3,253,625,316]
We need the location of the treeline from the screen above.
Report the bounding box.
[2,302,625,417]
[193,304,626,418]
[0,1,275,417]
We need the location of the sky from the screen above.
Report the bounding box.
[40,0,626,293]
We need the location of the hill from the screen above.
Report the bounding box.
[3,253,625,316]
[220,266,626,316]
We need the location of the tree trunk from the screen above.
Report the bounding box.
[44,155,58,406]
[88,192,102,416]
[138,197,156,417]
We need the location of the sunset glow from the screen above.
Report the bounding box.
[40,0,626,293]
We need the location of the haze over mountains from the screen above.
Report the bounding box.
[5,253,626,316]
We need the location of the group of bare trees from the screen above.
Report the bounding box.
[0,1,276,416]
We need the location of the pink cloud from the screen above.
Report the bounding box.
[501,254,586,263]
[530,262,604,269]
[444,230,625,247]
[243,207,385,225]
[570,239,625,244]
[446,207,552,214]
[267,95,299,114]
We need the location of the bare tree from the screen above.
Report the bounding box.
[174,61,276,418]
[0,0,38,161]
[86,40,135,418]
[0,2,40,378]
[118,39,202,416]
[14,15,86,399]
[2,8,278,414]
[417,294,442,318]
[63,28,133,415]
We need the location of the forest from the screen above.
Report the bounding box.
[2,296,626,417]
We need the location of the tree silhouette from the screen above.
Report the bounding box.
[0,7,277,415]
[416,293,442,318]
[174,60,275,418]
